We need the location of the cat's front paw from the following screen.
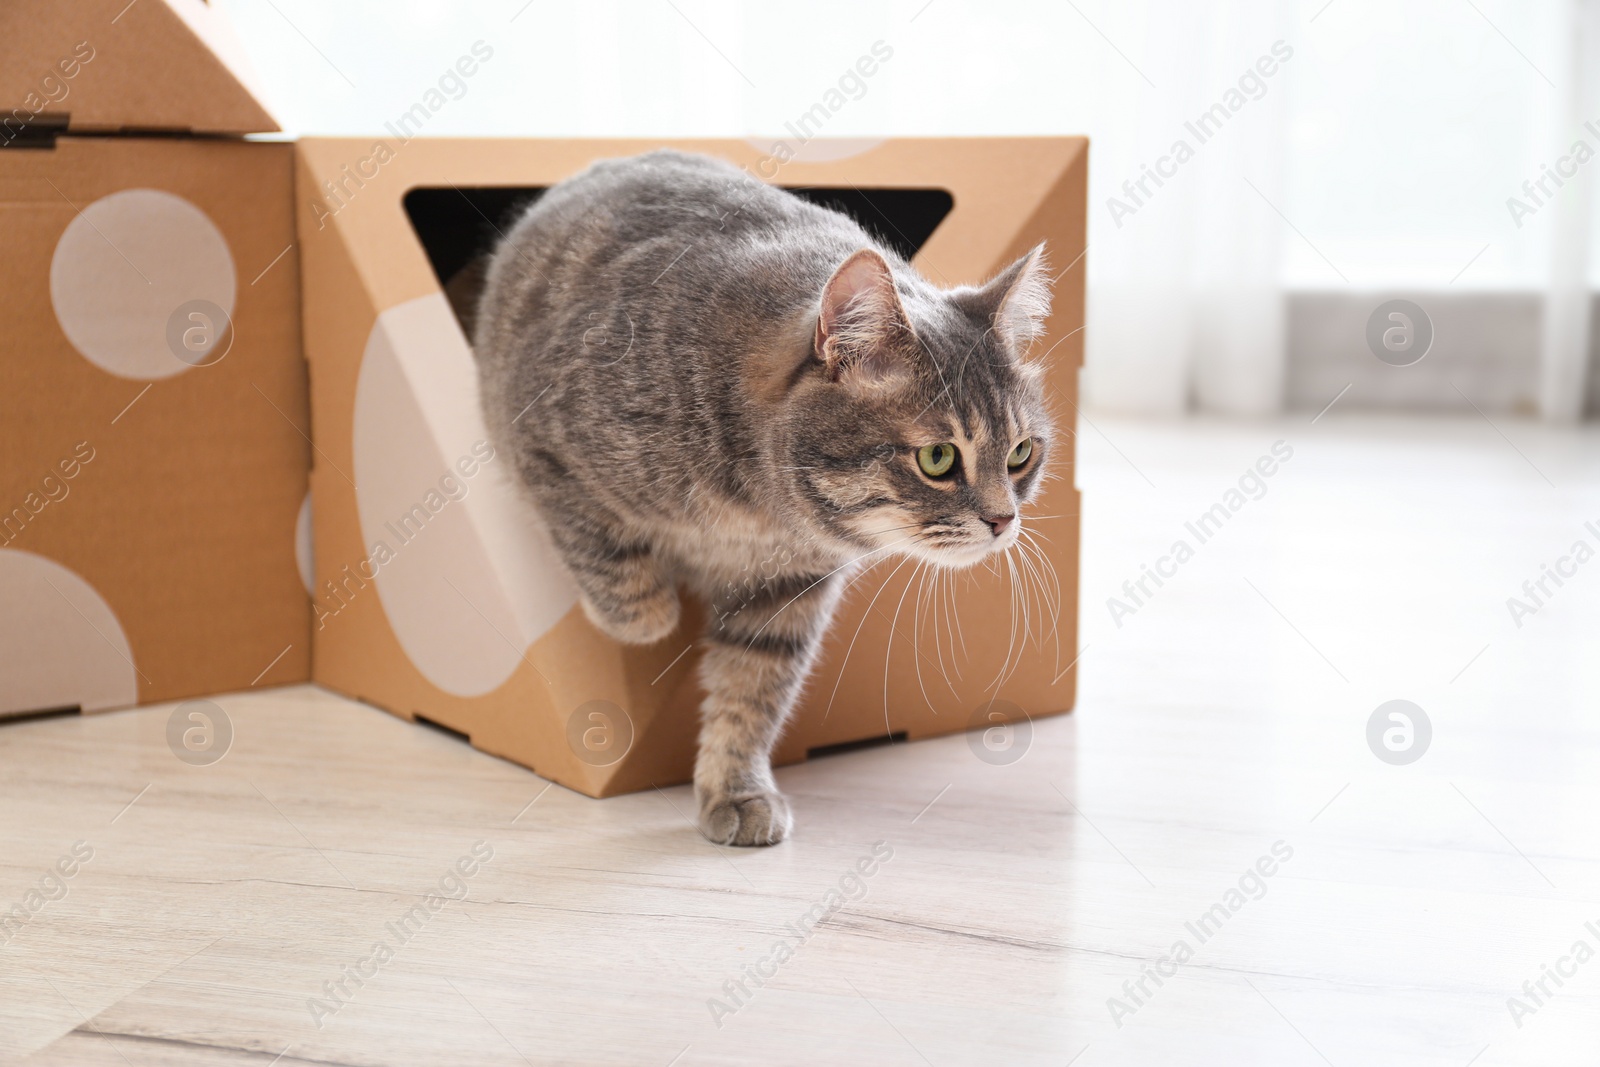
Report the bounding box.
[698,788,793,846]
[580,586,680,645]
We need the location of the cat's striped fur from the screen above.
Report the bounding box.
[473,150,1053,845]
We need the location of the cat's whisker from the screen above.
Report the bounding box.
[1008,553,1034,689]
[988,552,1020,692]
[910,563,933,711]
[943,560,968,668]
[984,555,1014,693]
[1009,548,1032,664]
[1020,524,1058,546]
[890,559,938,723]
[1010,538,1047,650]
[1018,529,1064,640]
[1028,543,1054,652]
[1025,539,1055,641]
[992,550,1030,693]
[1004,542,1031,656]
[1023,550,1054,654]
[1018,535,1064,676]
[841,550,906,595]
[934,563,953,697]
[822,554,917,725]
[918,563,945,698]
[1031,538,1065,629]
[1023,537,1058,664]
[940,566,966,675]
[882,560,914,727]
[735,534,916,660]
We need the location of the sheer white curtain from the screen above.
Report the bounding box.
[1083,0,1597,420]
[1541,0,1597,422]
[220,0,1594,419]
[1085,0,1294,416]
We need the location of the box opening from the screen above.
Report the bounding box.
[807,731,907,759]
[402,186,545,328]
[785,187,953,261]
[402,184,955,332]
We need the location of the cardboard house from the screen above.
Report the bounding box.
[4,0,1086,798]
[300,136,1086,796]
[0,0,310,718]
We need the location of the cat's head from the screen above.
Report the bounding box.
[785,245,1056,568]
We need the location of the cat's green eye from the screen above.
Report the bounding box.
[1008,438,1034,469]
[917,442,958,478]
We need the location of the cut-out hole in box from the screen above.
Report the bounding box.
[402,185,955,332]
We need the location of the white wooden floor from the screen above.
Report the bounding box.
[4,413,1599,1066]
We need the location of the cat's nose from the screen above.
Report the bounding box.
[983,513,1015,536]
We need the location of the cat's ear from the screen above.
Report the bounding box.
[955,243,1053,353]
[815,249,914,384]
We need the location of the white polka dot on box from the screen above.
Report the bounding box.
[0,551,136,717]
[49,188,237,380]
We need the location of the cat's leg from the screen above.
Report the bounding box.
[694,570,843,846]
[545,511,680,645]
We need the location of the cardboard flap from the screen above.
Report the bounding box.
[0,0,278,138]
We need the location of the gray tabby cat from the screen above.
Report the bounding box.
[473,150,1053,846]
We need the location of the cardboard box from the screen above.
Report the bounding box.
[0,0,311,717]
[298,136,1085,797]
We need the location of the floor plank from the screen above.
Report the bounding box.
[4,413,1599,1066]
